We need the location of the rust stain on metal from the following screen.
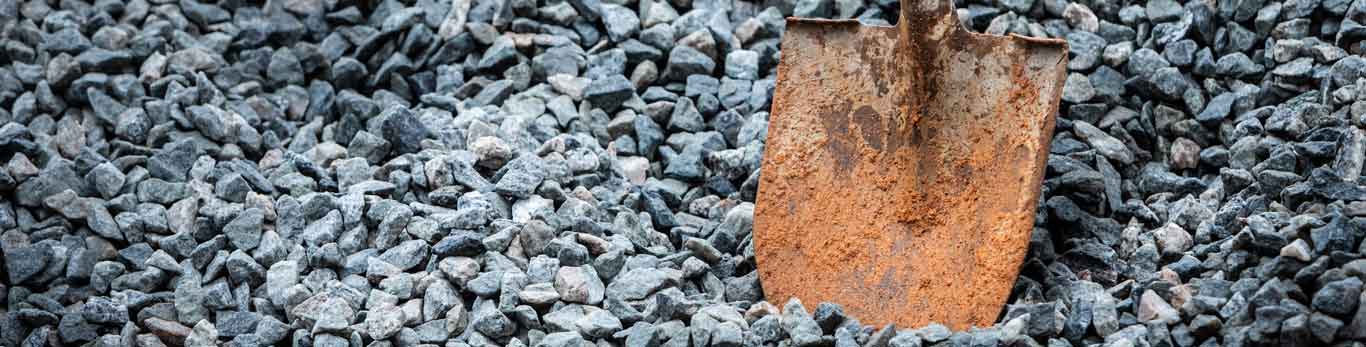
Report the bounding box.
[753,0,1068,330]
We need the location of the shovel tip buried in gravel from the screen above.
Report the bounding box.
[752,0,1068,330]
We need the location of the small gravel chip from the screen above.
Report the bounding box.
[1280,239,1312,261]
[214,173,251,202]
[1312,277,1363,318]
[665,46,716,80]
[1310,312,1343,343]
[81,297,128,324]
[606,268,676,300]
[539,331,587,347]
[668,97,705,132]
[184,320,218,347]
[291,291,355,331]
[478,37,519,72]
[917,323,952,343]
[434,231,487,257]
[267,48,305,86]
[585,74,636,112]
[725,50,760,80]
[346,180,397,195]
[601,5,641,43]
[147,140,199,182]
[519,283,562,305]
[888,330,922,347]
[265,261,300,307]
[1145,0,1183,22]
[1064,3,1099,32]
[557,266,606,305]
[780,299,824,347]
[577,309,623,338]
[1151,223,1192,256]
[495,162,545,199]
[472,80,516,106]
[224,208,264,251]
[312,334,347,347]
[7,244,51,284]
[366,304,405,339]
[812,302,846,333]
[1137,290,1179,324]
[85,203,123,241]
[794,0,832,17]
[1062,73,1095,103]
[216,311,260,337]
[379,240,431,271]
[380,106,429,155]
[472,302,516,337]
[1072,121,1135,165]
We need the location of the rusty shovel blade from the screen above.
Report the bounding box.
[752,0,1068,330]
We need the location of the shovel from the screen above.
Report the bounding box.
[752,0,1068,330]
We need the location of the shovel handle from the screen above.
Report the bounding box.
[898,0,961,37]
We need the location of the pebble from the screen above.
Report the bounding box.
[725,50,760,80]
[1063,4,1099,32]
[665,46,715,80]
[1062,73,1095,103]
[184,320,218,347]
[601,5,641,43]
[379,240,430,271]
[224,208,264,251]
[1138,290,1180,324]
[1152,223,1193,256]
[585,75,636,112]
[1312,277,1363,318]
[363,303,403,339]
[1280,239,1312,261]
[557,266,607,305]
[1072,121,1135,165]
[795,0,833,17]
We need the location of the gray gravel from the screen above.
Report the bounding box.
[3,0,1366,346]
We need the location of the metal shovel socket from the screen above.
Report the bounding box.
[752,0,1068,330]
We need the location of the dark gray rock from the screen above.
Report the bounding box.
[434,230,486,256]
[585,75,635,112]
[379,240,430,271]
[224,208,264,251]
[6,244,51,284]
[601,5,641,42]
[665,46,715,80]
[147,140,198,182]
[1313,277,1362,318]
[381,106,429,155]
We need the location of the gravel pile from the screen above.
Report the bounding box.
[2,0,1366,345]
